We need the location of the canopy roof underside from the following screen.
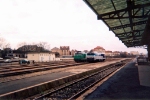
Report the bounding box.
[84,0,150,47]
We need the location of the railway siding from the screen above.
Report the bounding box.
[0,59,114,83]
[0,62,86,78]
[0,58,131,99]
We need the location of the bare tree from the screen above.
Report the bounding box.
[4,43,11,48]
[31,42,37,45]
[0,37,11,49]
[37,42,46,48]
[17,42,27,48]
[17,42,28,52]
[0,37,5,49]
[46,44,50,51]
[37,42,50,51]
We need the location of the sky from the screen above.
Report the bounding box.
[0,0,147,54]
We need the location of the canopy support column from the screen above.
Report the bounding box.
[148,43,150,61]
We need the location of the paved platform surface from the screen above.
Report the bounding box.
[0,70,72,95]
[85,59,150,100]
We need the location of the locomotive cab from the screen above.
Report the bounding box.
[74,51,87,62]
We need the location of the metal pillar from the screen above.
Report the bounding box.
[148,43,150,61]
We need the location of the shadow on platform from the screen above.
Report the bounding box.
[85,62,150,100]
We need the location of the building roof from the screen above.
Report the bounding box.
[94,46,105,50]
[83,50,89,53]
[84,0,150,47]
[17,45,50,52]
[27,51,55,54]
[71,49,77,51]
[113,51,120,53]
[3,48,12,51]
[51,47,60,50]
[60,46,70,50]
[105,51,112,53]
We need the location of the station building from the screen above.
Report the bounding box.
[27,52,56,62]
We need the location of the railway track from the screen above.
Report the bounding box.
[0,61,78,72]
[0,59,115,78]
[0,61,75,69]
[27,60,129,100]
[0,61,88,78]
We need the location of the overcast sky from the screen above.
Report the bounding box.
[0,0,147,54]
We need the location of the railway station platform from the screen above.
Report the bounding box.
[0,59,127,97]
[84,59,150,100]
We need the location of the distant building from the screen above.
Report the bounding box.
[105,51,112,56]
[18,45,37,51]
[112,51,120,56]
[27,52,55,62]
[0,49,2,57]
[93,46,105,53]
[71,49,77,56]
[60,46,70,55]
[130,51,139,55]
[14,45,49,58]
[3,48,13,58]
[51,47,62,56]
[125,52,128,55]
[51,46,71,57]
[83,50,89,53]
[120,51,128,57]
[17,45,49,52]
[89,49,94,52]
[13,51,27,58]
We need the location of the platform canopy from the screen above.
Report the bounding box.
[84,0,150,47]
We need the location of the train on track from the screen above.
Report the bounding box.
[74,51,105,62]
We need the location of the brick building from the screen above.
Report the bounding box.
[93,46,105,53]
[60,46,70,55]
[51,46,71,57]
